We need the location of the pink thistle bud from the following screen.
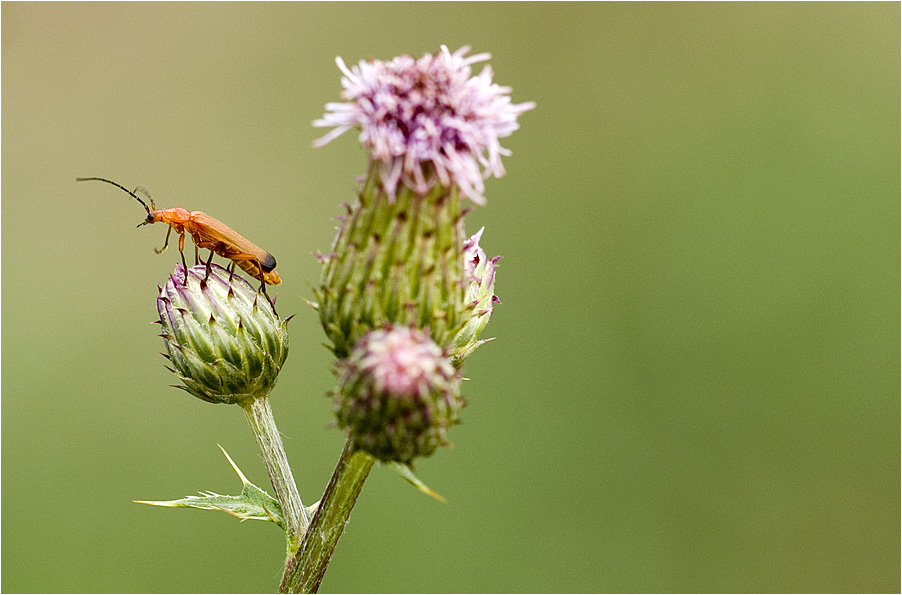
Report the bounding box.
[333,326,465,464]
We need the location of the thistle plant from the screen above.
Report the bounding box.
[143,263,308,548]
[128,45,532,593]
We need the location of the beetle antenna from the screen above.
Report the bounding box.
[76,177,154,214]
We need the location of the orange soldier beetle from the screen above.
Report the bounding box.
[76,177,281,301]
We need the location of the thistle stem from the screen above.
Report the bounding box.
[278,439,375,594]
[242,397,309,548]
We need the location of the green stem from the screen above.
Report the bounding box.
[242,396,309,549]
[278,439,375,594]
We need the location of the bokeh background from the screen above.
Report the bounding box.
[3,3,898,593]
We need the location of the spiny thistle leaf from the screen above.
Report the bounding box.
[135,445,285,529]
[305,500,321,518]
[387,461,446,503]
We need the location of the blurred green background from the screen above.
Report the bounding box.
[2,3,898,593]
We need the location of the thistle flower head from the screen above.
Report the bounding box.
[333,326,464,464]
[157,264,289,405]
[314,45,535,204]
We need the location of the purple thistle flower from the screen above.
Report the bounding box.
[314,45,535,204]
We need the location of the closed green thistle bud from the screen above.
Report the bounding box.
[157,264,289,405]
[333,325,464,464]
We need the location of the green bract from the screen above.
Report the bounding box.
[157,264,289,405]
[448,227,500,366]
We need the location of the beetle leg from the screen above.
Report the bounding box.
[203,250,215,285]
[177,232,189,285]
[223,252,275,308]
[254,272,277,315]
[179,250,189,286]
[260,280,276,315]
[154,226,172,255]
